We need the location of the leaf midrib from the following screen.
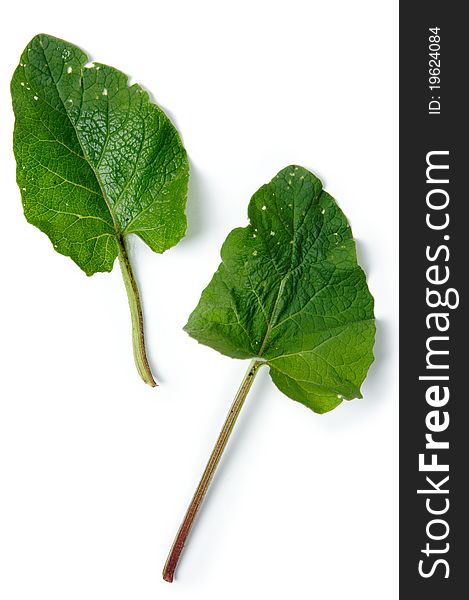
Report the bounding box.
[255,188,331,359]
[257,272,289,357]
[254,185,368,363]
[38,42,123,240]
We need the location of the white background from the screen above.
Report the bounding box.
[0,1,398,598]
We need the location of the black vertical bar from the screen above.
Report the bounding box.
[400,3,466,597]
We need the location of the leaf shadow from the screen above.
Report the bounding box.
[179,161,208,245]
[355,238,373,275]
[350,236,392,412]
[356,316,391,411]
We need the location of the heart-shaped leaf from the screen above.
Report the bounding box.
[163,166,375,582]
[186,165,375,412]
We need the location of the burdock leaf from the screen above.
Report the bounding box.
[11,33,189,385]
[185,165,375,413]
[163,166,375,582]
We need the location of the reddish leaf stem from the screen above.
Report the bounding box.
[163,359,263,582]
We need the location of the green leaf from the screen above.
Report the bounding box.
[163,167,376,581]
[11,33,190,385]
[185,166,375,413]
[12,33,188,273]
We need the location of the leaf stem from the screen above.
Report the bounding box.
[117,235,156,387]
[163,358,264,582]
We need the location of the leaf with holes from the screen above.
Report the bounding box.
[11,33,189,386]
[186,165,375,412]
[163,166,375,581]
